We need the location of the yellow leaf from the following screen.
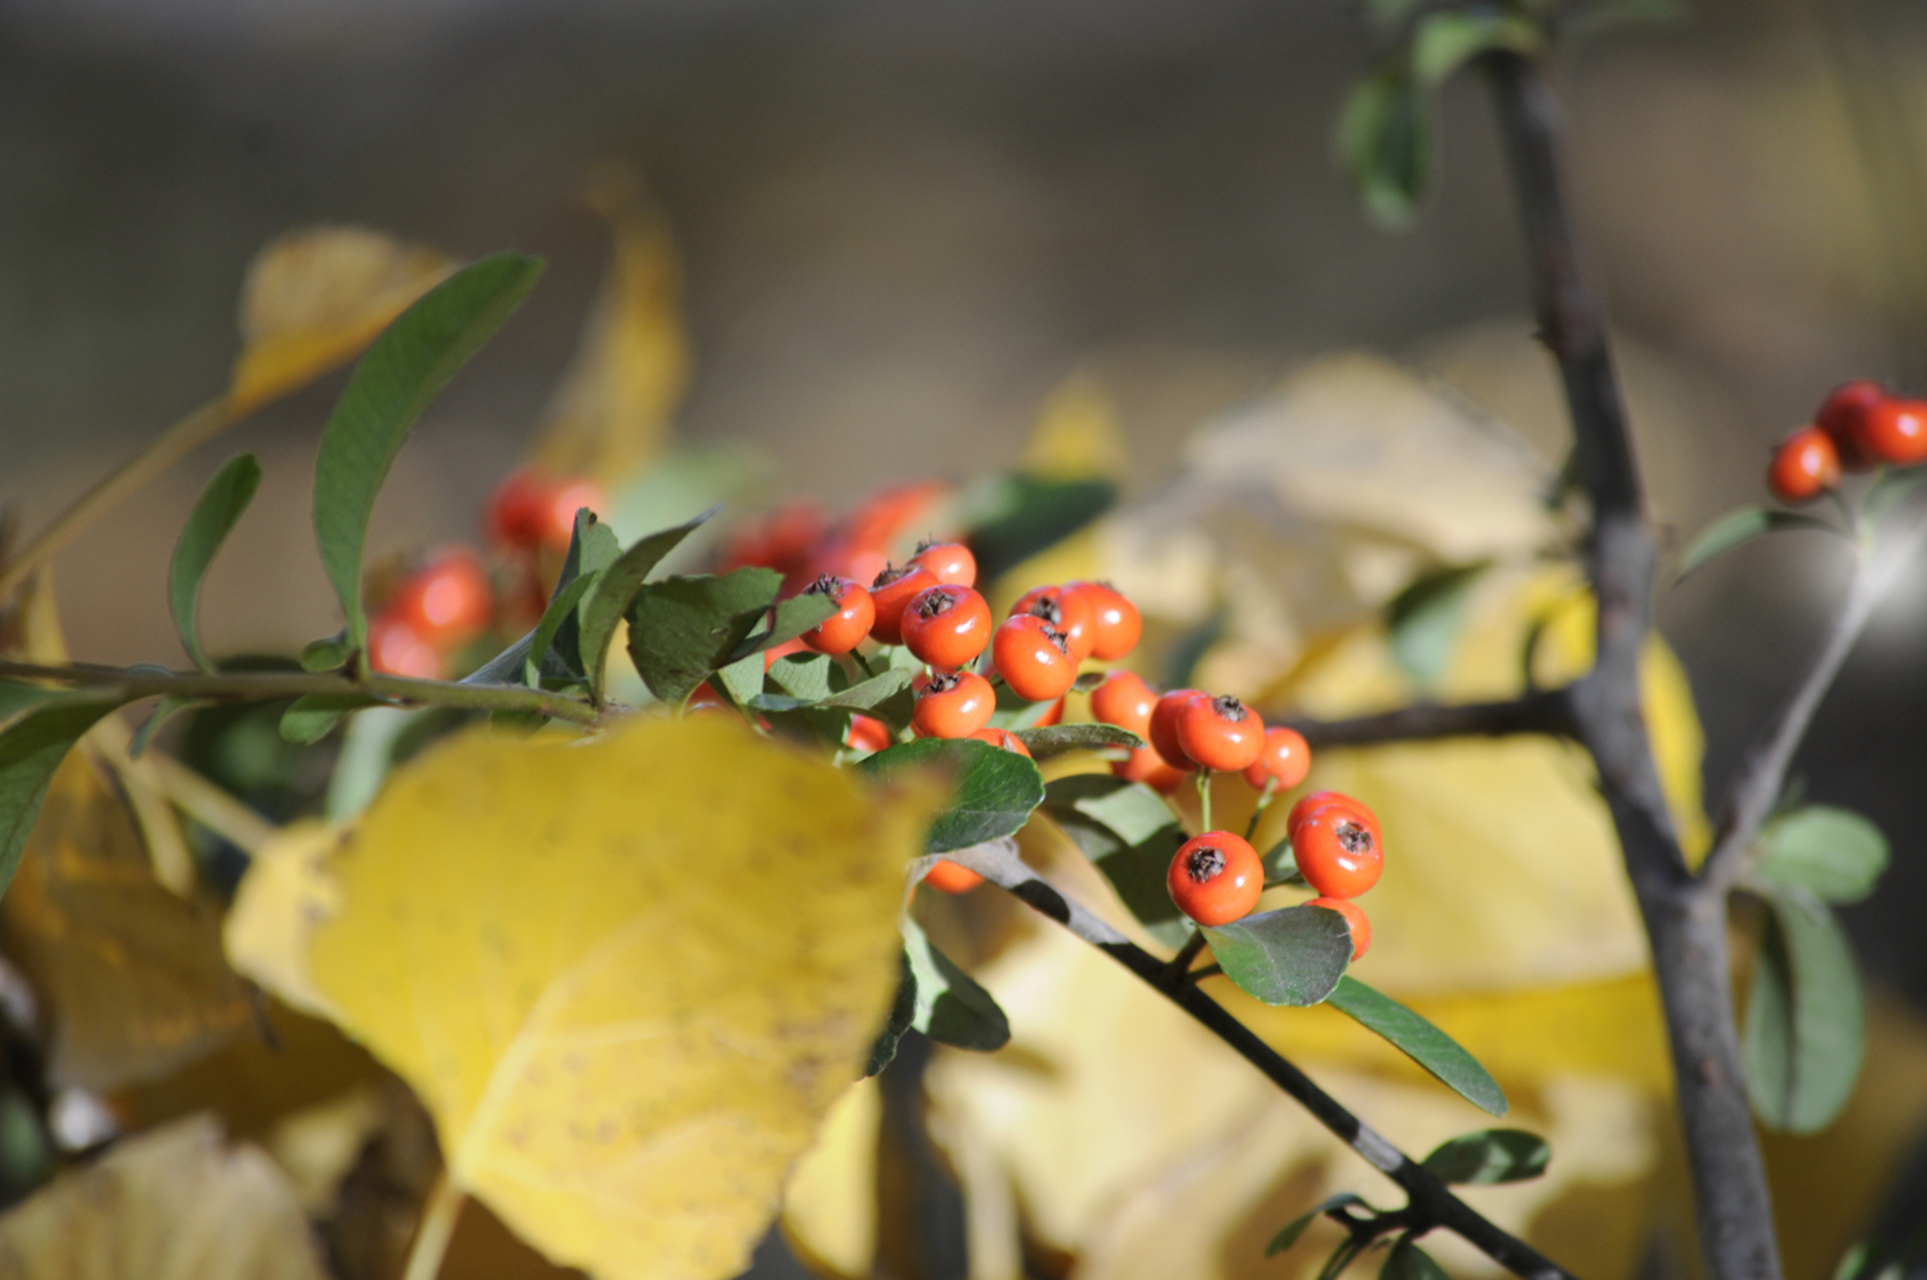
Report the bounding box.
[1020,375,1127,480]
[0,1114,331,1280]
[780,1078,883,1278]
[223,819,348,1022]
[525,208,692,485]
[1,755,250,1092]
[227,226,457,415]
[301,716,939,1280]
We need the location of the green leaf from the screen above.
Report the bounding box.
[1381,1237,1451,1280]
[1336,66,1430,230]
[755,669,915,728]
[1203,905,1353,1007]
[311,253,542,646]
[869,915,1011,1075]
[729,591,837,665]
[1744,888,1865,1134]
[575,504,720,694]
[961,474,1116,583]
[524,574,600,689]
[1266,1193,1371,1257]
[860,738,1045,853]
[1384,559,1491,688]
[128,696,201,758]
[1042,774,1192,948]
[1419,1129,1551,1185]
[1410,12,1542,88]
[1754,806,1889,904]
[1318,1236,1368,1280]
[625,567,783,707]
[1261,836,1301,885]
[0,699,126,899]
[1327,977,1508,1116]
[714,649,766,709]
[547,509,623,682]
[765,653,841,704]
[987,676,1072,730]
[279,694,383,745]
[1676,506,1839,582]
[167,453,261,672]
[299,631,351,673]
[0,684,65,728]
[1013,723,1143,757]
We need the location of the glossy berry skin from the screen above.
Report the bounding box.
[1768,428,1842,505]
[1287,790,1348,836]
[1177,694,1266,773]
[1167,832,1264,926]
[1012,586,1096,662]
[366,614,444,680]
[1243,727,1312,791]
[1862,397,1927,467]
[686,682,731,716]
[801,575,875,654]
[1308,896,1371,961]
[1148,689,1206,771]
[390,549,494,650]
[1817,380,1887,471]
[1090,670,1157,735]
[970,727,1032,757]
[923,859,985,894]
[993,615,1078,702]
[910,540,977,588]
[868,564,940,646]
[902,585,993,669]
[846,715,893,753]
[763,636,810,669]
[1114,743,1185,794]
[913,670,996,739]
[1067,581,1142,661]
[1292,801,1383,899]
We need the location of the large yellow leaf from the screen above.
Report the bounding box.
[287,715,937,1280]
[227,226,457,415]
[0,1115,331,1280]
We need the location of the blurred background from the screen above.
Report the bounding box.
[4,0,1927,1270]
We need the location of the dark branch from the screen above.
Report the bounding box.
[1277,687,1574,750]
[938,843,1578,1280]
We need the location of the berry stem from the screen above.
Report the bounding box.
[1244,777,1279,841]
[1195,768,1213,832]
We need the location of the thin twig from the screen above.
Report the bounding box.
[1274,687,1573,750]
[939,842,1577,1280]
[400,1172,467,1280]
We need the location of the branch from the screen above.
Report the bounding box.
[0,660,599,726]
[1277,687,1574,750]
[941,841,1578,1280]
[1482,47,1783,1280]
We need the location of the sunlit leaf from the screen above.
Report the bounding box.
[625,568,782,707]
[312,253,543,646]
[1014,724,1143,757]
[1041,774,1190,948]
[576,504,720,694]
[861,738,1044,853]
[1419,1128,1550,1185]
[167,453,261,672]
[1744,887,1865,1134]
[1203,905,1353,1007]
[1676,506,1839,582]
[1325,977,1508,1116]
[1754,806,1889,904]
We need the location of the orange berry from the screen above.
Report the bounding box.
[1243,726,1311,790]
[1767,428,1841,505]
[969,727,1032,757]
[389,548,494,651]
[1817,380,1886,471]
[846,714,893,753]
[1090,670,1156,735]
[910,539,977,588]
[868,563,939,646]
[1167,832,1263,926]
[1113,743,1186,794]
[1068,581,1141,661]
[913,670,997,739]
[1862,397,1927,467]
[801,575,876,655]
[901,585,994,670]
[366,614,444,680]
[1292,799,1383,899]
[1175,694,1265,773]
[923,859,985,894]
[1148,689,1205,771]
[1308,896,1371,960]
[1011,585,1096,662]
[992,615,1078,702]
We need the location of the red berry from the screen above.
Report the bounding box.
[901,585,994,669]
[1032,697,1065,727]
[913,670,996,739]
[910,540,977,588]
[801,575,876,654]
[846,715,893,753]
[1113,743,1185,794]
[1011,586,1096,662]
[844,482,950,553]
[1292,800,1383,899]
[992,615,1078,702]
[1286,790,1348,836]
[1861,397,1927,467]
[1067,581,1141,661]
[366,614,444,680]
[1243,727,1312,790]
[538,478,605,553]
[390,549,494,650]
[763,636,810,669]
[686,682,731,716]
[1167,832,1263,926]
[1090,670,1157,735]
[1817,380,1887,472]
[970,727,1032,757]
[1308,897,1371,960]
[868,564,940,646]
[1768,428,1842,505]
[1148,689,1205,772]
[1176,694,1265,773]
[923,859,985,894]
[484,468,552,548]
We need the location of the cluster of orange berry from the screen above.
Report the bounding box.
[363,467,602,680]
[1770,381,1927,504]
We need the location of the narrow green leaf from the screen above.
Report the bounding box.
[961,475,1116,583]
[312,253,543,646]
[1266,1193,1371,1257]
[1381,1237,1451,1280]
[279,694,382,745]
[1385,560,1490,688]
[1327,977,1508,1116]
[1203,905,1353,1007]
[625,567,783,708]
[128,696,201,758]
[0,684,64,727]
[299,631,351,673]
[1318,1236,1368,1280]
[0,699,126,899]
[1042,775,1192,948]
[1411,12,1542,88]
[1744,888,1865,1134]
[1676,506,1838,582]
[576,504,721,694]
[1014,723,1143,757]
[860,738,1045,852]
[1420,1129,1550,1185]
[1336,66,1430,230]
[1754,806,1889,904]
[548,510,622,681]
[168,453,261,672]
[523,574,600,689]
